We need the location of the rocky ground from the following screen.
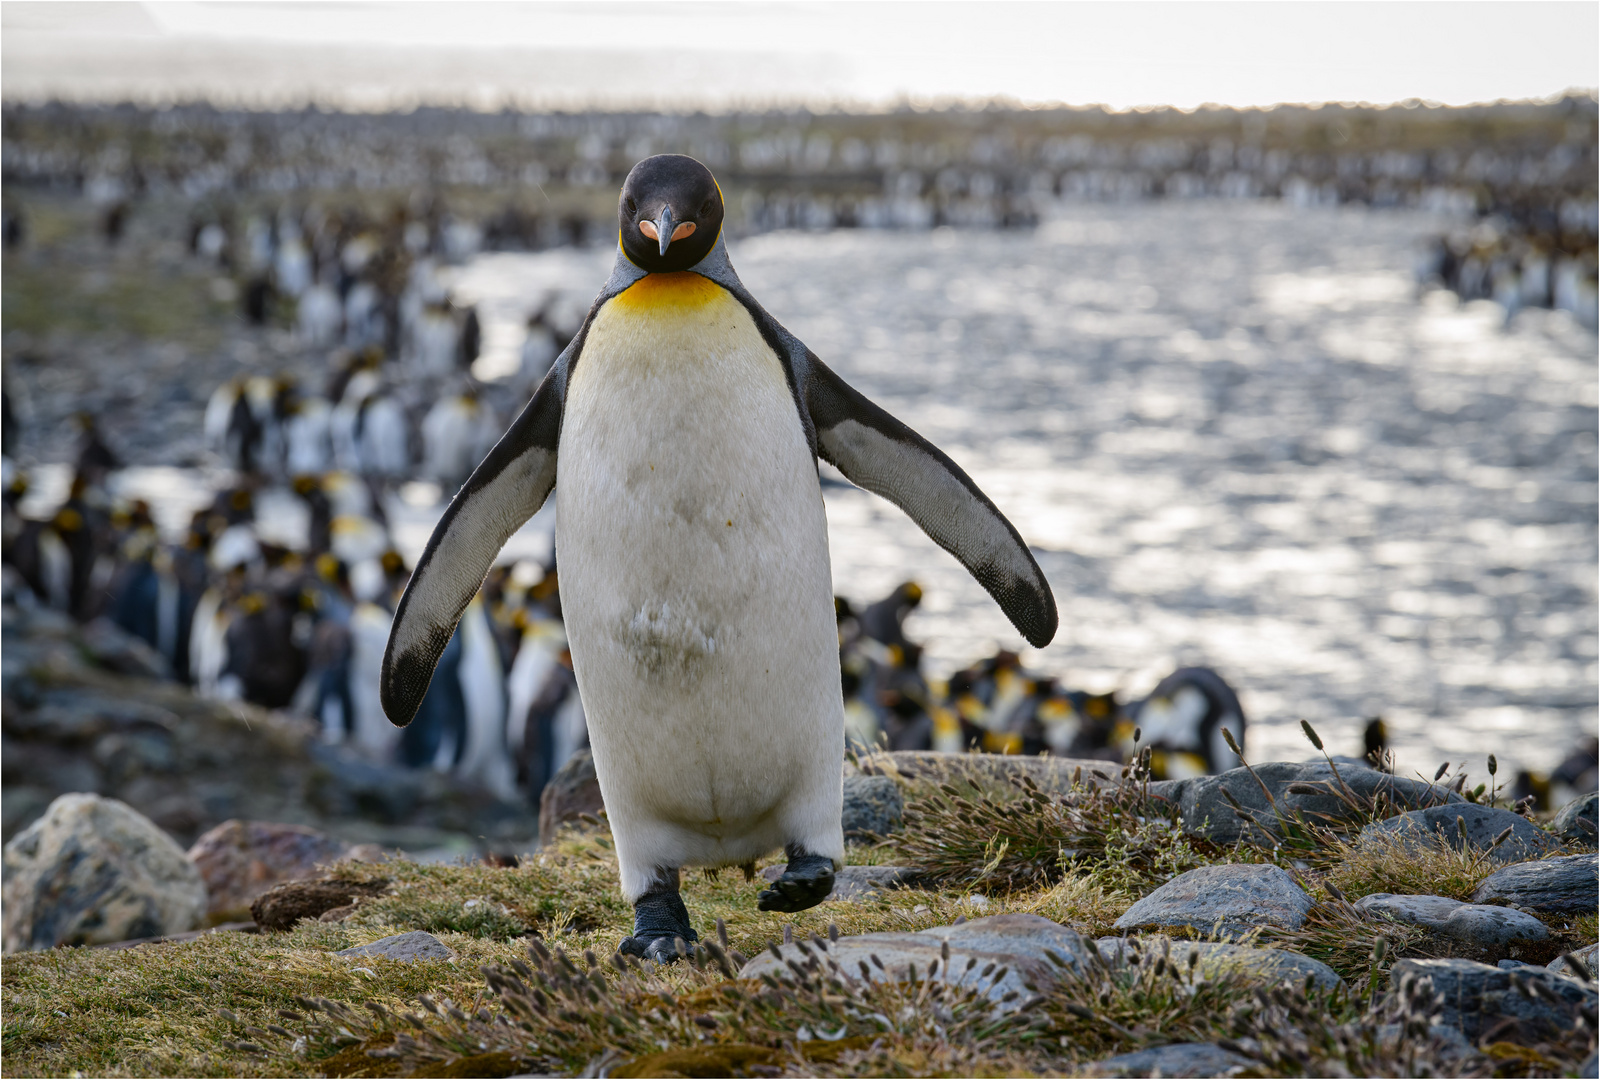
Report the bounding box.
[1,666,1594,1077]
[1,604,540,857]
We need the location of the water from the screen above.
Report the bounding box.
[37,201,1596,780]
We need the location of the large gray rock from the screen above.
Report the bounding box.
[1095,935,1344,991]
[841,775,904,838]
[1114,864,1313,936]
[1082,1043,1252,1078]
[186,819,354,919]
[1553,792,1598,844]
[1355,893,1550,954]
[2,793,206,951]
[337,930,454,963]
[739,913,1095,1011]
[1359,803,1557,864]
[1471,853,1598,916]
[537,749,602,847]
[1147,762,1461,845]
[1388,957,1597,1043]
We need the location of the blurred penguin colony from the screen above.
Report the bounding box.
[0,182,1268,801]
[1,96,1596,808]
[2,97,1596,324]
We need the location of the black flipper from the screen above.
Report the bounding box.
[693,240,1058,651]
[803,353,1058,648]
[381,375,562,726]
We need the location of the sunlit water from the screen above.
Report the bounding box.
[32,202,1596,780]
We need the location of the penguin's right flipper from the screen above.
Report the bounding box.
[381,377,562,727]
[803,354,1058,648]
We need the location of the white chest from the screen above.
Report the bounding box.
[556,277,831,683]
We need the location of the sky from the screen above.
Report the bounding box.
[3,1,1597,111]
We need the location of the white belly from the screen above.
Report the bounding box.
[556,274,843,883]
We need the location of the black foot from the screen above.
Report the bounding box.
[618,886,698,964]
[757,847,836,913]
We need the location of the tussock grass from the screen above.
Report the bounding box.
[1255,899,1440,989]
[1322,828,1515,903]
[886,762,1232,895]
[1042,931,1311,1060]
[242,930,1066,1079]
[1220,968,1598,1078]
[5,739,1591,1078]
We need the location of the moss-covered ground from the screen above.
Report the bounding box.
[4,775,1595,1078]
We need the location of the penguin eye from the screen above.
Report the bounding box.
[624,198,637,216]
[699,199,715,217]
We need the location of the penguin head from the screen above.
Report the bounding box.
[618,155,723,272]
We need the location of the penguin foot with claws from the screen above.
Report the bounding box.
[618,886,698,964]
[756,847,836,912]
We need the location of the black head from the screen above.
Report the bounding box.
[618,155,723,272]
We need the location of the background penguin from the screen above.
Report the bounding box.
[1123,666,1246,779]
[380,155,1057,963]
[857,580,923,650]
[421,386,497,494]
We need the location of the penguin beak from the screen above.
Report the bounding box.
[640,206,697,256]
[654,205,677,256]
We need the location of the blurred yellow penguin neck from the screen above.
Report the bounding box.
[612,271,723,313]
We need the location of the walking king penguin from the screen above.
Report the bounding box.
[381,156,1057,962]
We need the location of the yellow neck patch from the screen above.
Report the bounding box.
[610,271,723,313]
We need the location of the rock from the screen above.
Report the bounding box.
[1359,803,1557,864]
[78,617,171,680]
[841,774,903,838]
[538,750,602,847]
[1471,853,1598,916]
[855,750,1121,795]
[249,876,388,931]
[739,913,1097,1012]
[1147,762,1462,845]
[337,930,454,963]
[1113,864,1313,936]
[1548,943,1598,981]
[760,863,924,902]
[1354,893,1549,956]
[1388,957,1597,1043]
[186,820,352,919]
[1,792,206,951]
[1094,936,1344,992]
[1082,1043,1253,1078]
[1553,792,1598,844]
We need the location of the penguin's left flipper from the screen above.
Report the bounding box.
[804,353,1058,648]
[756,850,836,913]
[381,375,562,727]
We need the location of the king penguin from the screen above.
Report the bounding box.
[381,155,1057,962]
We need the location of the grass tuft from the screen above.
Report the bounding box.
[1322,828,1511,903]
[886,765,1230,894]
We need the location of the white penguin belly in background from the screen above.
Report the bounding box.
[557,277,844,899]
